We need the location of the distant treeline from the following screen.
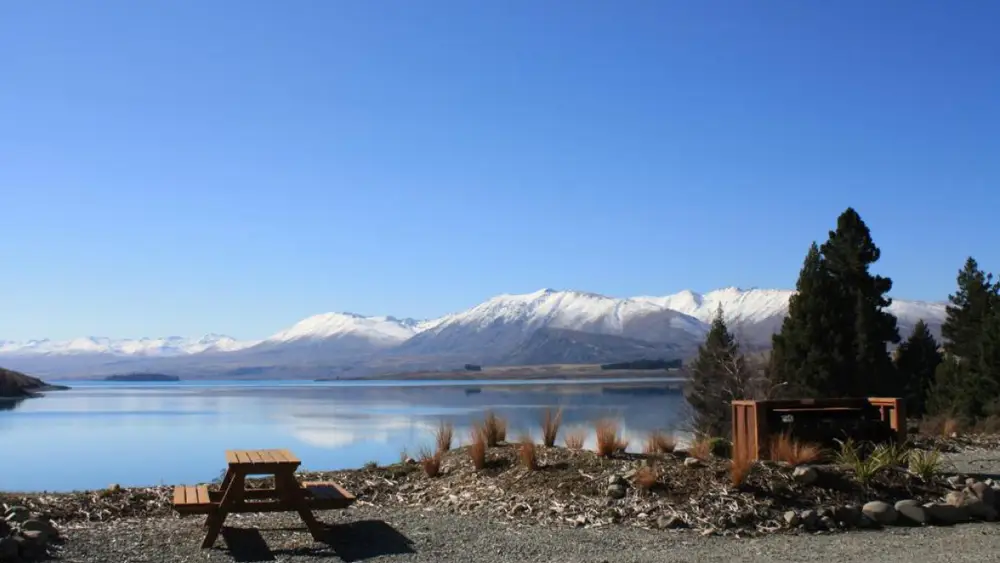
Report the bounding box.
[600,359,682,370]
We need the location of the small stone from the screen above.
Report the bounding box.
[700,528,715,537]
[608,474,626,487]
[606,484,626,499]
[986,478,996,487]
[684,457,703,468]
[783,511,800,527]
[924,502,969,525]
[819,515,837,530]
[622,469,638,480]
[0,537,18,559]
[970,481,996,507]
[657,515,688,529]
[800,509,818,530]
[944,489,994,519]
[20,530,47,544]
[862,501,898,525]
[966,477,979,487]
[792,466,818,485]
[834,505,862,527]
[946,475,965,488]
[3,507,29,524]
[572,515,587,527]
[895,499,928,525]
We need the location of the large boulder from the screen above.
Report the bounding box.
[792,466,818,486]
[895,499,929,525]
[947,489,998,521]
[924,502,970,525]
[862,501,898,525]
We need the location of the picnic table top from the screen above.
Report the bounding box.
[225,448,301,466]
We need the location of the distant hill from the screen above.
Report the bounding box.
[104,373,180,382]
[0,367,68,397]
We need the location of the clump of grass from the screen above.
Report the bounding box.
[688,437,713,461]
[943,417,960,437]
[909,448,945,481]
[399,448,410,464]
[769,432,822,466]
[541,407,563,447]
[482,411,505,447]
[595,419,627,457]
[363,460,379,471]
[435,420,454,453]
[643,430,677,455]
[518,434,538,470]
[708,437,732,459]
[834,438,886,485]
[871,441,910,468]
[634,466,659,492]
[469,425,487,470]
[419,448,441,478]
[564,428,586,450]
[730,445,753,488]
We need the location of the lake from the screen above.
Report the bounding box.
[0,379,688,492]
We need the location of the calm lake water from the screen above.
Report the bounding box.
[0,379,687,492]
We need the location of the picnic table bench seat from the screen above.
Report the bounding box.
[172,484,213,514]
[302,481,356,510]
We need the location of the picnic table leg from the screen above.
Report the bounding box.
[276,471,325,541]
[205,468,236,528]
[202,471,244,549]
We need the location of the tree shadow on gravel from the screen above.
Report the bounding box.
[219,520,415,563]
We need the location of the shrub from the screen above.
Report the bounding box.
[541,407,563,447]
[595,419,627,457]
[643,430,677,455]
[708,437,732,458]
[871,441,910,468]
[363,460,379,471]
[419,448,441,477]
[435,421,454,453]
[634,466,659,492]
[769,432,822,466]
[909,448,945,481]
[519,434,538,470]
[730,445,753,488]
[399,448,410,464]
[469,426,487,470]
[688,437,712,461]
[564,428,586,450]
[483,411,504,447]
[834,438,886,485]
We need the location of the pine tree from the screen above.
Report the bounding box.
[819,208,900,396]
[893,320,942,418]
[929,257,1000,419]
[685,306,745,438]
[769,208,898,398]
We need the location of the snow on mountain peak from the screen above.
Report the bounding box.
[265,312,419,344]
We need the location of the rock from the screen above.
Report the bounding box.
[946,475,965,488]
[862,501,898,525]
[607,474,626,487]
[19,530,47,544]
[0,537,18,560]
[800,509,818,530]
[895,499,929,525]
[783,511,800,527]
[20,519,57,540]
[3,507,29,524]
[657,515,688,529]
[606,484,626,499]
[966,477,979,487]
[857,514,879,529]
[0,519,9,538]
[834,505,862,527]
[944,489,996,519]
[924,502,969,525]
[683,457,703,468]
[819,516,838,530]
[970,481,996,507]
[792,466,818,485]
[622,469,638,480]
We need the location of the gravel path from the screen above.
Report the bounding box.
[56,505,1000,563]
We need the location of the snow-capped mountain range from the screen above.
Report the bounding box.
[0,288,948,378]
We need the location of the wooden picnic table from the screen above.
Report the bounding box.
[172,448,355,549]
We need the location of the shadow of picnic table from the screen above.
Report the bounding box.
[219,520,415,562]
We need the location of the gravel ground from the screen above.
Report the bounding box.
[55,504,1000,563]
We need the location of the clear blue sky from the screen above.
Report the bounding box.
[2,1,998,341]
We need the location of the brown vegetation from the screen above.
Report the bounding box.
[688,437,712,461]
[482,411,507,446]
[564,428,586,450]
[769,432,822,466]
[419,448,441,477]
[469,426,487,470]
[541,407,563,447]
[643,430,677,455]
[729,445,753,487]
[595,419,627,457]
[518,434,538,470]
[435,421,454,453]
[634,466,658,491]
